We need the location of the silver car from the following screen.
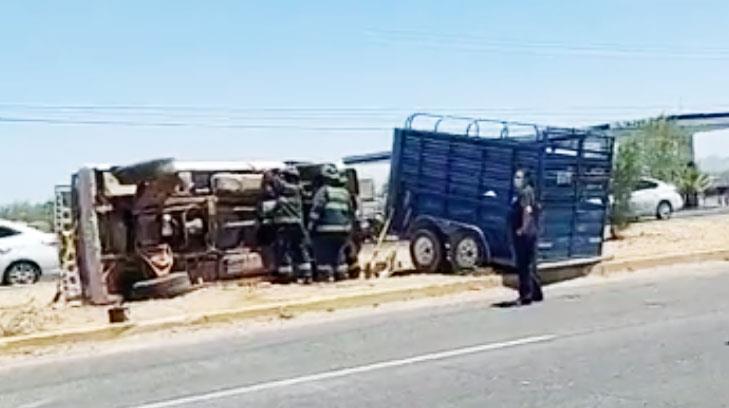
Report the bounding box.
[0,219,60,285]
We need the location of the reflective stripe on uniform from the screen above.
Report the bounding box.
[316,224,351,233]
[326,186,350,202]
[273,216,301,224]
[261,199,277,215]
[310,185,352,232]
[324,202,350,211]
[277,196,299,205]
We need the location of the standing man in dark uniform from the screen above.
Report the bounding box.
[511,168,543,305]
[308,165,353,282]
[262,166,312,283]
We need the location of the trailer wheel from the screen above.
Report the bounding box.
[449,231,482,272]
[130,272,193,300]
[410,229,446,273]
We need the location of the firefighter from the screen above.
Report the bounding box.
[341,173,362,279]
[262,167,312,283]
[258,170,279,272]
[308,165,354,282]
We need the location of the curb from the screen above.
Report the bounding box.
[2,249,729,353]
[593,249,729,275]
[0,276,502,353]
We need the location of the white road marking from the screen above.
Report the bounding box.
[132,334,557,408]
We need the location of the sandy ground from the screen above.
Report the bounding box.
[0,274,484,337]
[2,213,728,338]
[603,213,729,259]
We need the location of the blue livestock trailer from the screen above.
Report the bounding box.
[386,114,614,272]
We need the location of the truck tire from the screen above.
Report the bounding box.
[130,272,193,300]
[410,229,446,273]
[111,158,176,184]
[449,231,483,272]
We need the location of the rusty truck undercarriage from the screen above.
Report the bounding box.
[62,159,362,305]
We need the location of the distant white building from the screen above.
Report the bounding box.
[342,152,391,219]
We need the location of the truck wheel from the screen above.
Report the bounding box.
[130,272,193,300]
[410,229,446,273]
[449,232,482,272]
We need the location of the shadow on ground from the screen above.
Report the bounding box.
[500,265,592,290]
[390,264,592,290]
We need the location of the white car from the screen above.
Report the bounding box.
[629,177,684,220]
[0,219,60,285]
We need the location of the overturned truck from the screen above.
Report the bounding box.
[59,159,362,305]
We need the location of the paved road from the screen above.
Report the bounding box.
[673,206,729,219]
[2,263,729,408]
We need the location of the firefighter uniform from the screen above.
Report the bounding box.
[341,174,361,279]
[308,165,353,281]
[262,167,312,282]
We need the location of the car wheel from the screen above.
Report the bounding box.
[4,261,41,285]
[449,231,483,272]
[130,272,193,300]
[410,228,446,273]
[656,201,673,220]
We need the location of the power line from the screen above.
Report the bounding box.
[0,116,392,132]
[1,105,726,124]
[1,103,721,113]
[365,29,729,59]
[369,29,729,53]
[2,103,728,130]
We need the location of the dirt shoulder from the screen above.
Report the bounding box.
[603,213,729,260]
[0,275,491,339]
[2,213,728,340]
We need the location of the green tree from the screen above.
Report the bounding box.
[610,118,695,233]
[629,118,692,184]
[611,137,642,231]
[676,164,712,207]
[0,200,54,231]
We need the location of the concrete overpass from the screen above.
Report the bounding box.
[590,112,729,161]
[343,112,729,167]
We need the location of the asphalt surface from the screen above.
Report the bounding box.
[2,262,729,408]
[672,206,729,219]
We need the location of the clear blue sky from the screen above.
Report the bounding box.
[2,0,729,202]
